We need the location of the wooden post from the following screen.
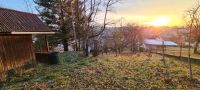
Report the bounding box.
[180,42,182,60]
[45,35,49,52]
[162,40,165,60]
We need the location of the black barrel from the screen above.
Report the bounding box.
[49,52,59,64]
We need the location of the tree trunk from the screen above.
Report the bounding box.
[93,40,99,57]
[194,40,200,54]
[83,38,89,57]
[77,39,81,51]
[85,42,89,57]
[188,28,193,80]
[63,38,69,51]
[72,16,77,51]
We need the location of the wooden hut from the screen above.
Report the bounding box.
[0,8,54,74]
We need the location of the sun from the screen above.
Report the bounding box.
[144,16,171,27]
[152,17,170,26]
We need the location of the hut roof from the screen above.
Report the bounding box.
[0,8,54,34]
[144,39,177,46]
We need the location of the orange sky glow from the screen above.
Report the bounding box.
[109,0,197,27]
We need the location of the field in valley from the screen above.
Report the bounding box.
[155,47,200,59]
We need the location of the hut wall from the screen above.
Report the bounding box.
[0,35,35,73]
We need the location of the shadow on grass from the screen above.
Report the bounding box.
[0,52,98,89]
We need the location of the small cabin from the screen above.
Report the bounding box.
[0,8,54,74]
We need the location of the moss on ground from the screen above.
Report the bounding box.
[1,52,200,89]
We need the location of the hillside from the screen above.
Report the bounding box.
[1,52,200,89]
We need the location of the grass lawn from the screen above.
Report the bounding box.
[1,52,200,89]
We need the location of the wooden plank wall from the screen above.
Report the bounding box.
[0,35,35,73]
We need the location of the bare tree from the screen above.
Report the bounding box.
[176,28,185,60]
[125,24,143,53]
[113,28,125,55]
[185,3,200,54]
[184,2,200,80]
[81,0,120,56]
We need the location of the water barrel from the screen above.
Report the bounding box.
[49,52,59,64]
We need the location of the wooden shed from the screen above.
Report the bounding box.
[0,8,54,74]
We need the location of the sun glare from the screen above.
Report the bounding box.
[145,16,170,27]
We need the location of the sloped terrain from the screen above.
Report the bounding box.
[1,52,200,89]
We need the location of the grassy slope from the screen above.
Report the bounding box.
[1,52,200,89]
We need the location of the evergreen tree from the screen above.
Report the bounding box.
[34,0,56,25]
[34,0,71,51]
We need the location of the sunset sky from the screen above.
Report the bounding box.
[0,0,197,26]
[111,0,197,26]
